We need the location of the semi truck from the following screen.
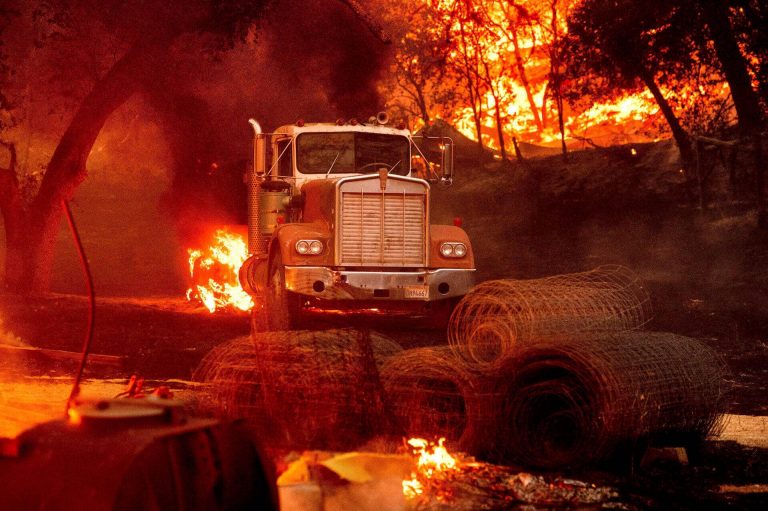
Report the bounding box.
[239,114,475,330]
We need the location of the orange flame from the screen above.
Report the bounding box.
[411,0,730,150]
[186,228,254,313]
[402,437,458,498]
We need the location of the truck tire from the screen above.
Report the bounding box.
[265,252,301,331]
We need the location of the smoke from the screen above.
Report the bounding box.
[42,0,391,294]
[143,0,391,244]
[260,0,389,119]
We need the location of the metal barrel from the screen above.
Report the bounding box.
[0,406,277,511]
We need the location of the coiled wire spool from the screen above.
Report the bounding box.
[379,346,497,454]
[495,332,729,469]
[448,266,653,371]
[193,329,402,451]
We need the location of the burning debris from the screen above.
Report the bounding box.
[403,454,622,510]
[277,438,622,511]
[402,437,458,499]
[186,227,254,313]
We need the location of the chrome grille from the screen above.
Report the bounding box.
[340,188,426,266]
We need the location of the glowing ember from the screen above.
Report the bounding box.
[186,228,254,313]
[403,437,458,498]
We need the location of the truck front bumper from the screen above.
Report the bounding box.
[284,267,475,301]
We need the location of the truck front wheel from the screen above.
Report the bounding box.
[265,252,302,331]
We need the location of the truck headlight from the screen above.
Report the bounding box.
[439,242,467,258]
[296,240,324,255]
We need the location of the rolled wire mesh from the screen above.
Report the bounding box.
[448,266,653,371]
[379,346,498,453]
[495,332,730,469]
[193,329,402,451]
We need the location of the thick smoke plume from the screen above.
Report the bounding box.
[149,0,391,245]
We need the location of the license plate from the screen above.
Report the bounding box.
[404,285,429,299]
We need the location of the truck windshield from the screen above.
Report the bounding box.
[296,132,409,175]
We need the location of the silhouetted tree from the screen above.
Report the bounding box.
[0,0,270,292]
[0,0,387,292]
[566,0,697,168]
[568,0,766,225]
[698,0,765,226]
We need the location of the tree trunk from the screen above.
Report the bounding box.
[701,0,763,133]
[492,97,508,163]
[413,80,431,126]
[482,59,508,162]
[636,66,694,170]
[700,0,765,226]
[457,22,486,169]
[510,30,544,136]
[0,143,27,288]
[12,38,175,293]
[471,99,485,169]
[555,85,568,159]
[399,65,431,126]
[550,0,567,159]
[464,64,485,169]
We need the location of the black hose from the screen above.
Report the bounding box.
[61,198,96,414]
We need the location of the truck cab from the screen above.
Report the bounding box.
[239,116,475,330]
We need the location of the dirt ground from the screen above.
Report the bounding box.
[1,140,768,509]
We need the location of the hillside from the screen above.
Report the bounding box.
[434,138,766,292]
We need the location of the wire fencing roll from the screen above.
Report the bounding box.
[493,331,730,469]
[191,267,729,470]
[448,266,653,371]
[379,346,498,453]
[193,329,402,451]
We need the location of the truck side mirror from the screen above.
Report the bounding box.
[441,139,454,186]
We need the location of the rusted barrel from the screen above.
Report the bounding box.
[0,399,277,511]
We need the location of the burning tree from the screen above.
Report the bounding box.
[567,0,766,224]
[378,1,587,157]
[375,0,766,220]
[375,0,458,127]
[564,0,699,167]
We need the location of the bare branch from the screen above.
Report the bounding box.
[335,0,391,43]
